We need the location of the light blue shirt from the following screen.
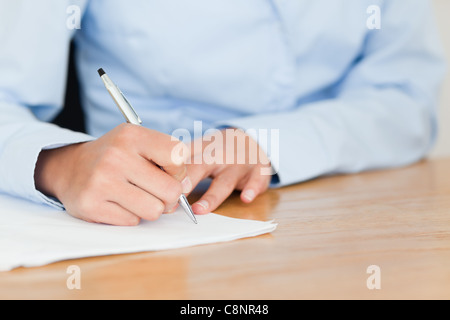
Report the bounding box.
[0,0,446,208]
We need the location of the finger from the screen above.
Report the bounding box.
[164,203,180,214]
[117,125,187,167]
[185,162,215,196]
[240,167,271,204]
[85,201,141,226]
[117,125,189,183]
[162,140,190,176]
[142,131,189,177]
[192,166,247,215]
[112,182,165,222]
[128,157,186,203]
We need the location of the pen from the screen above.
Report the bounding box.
[97,68,198,224]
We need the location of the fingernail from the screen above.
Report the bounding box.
[168,204,179,214]
[181,176,193,194]
[242,189,256,202]
[195,200,209,213]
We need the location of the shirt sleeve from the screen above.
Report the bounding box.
[216,0,447,188]
[0,0,94,208]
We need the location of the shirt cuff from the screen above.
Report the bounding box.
[0,122,95,209]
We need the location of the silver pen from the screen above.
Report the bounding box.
[98,68,198,224]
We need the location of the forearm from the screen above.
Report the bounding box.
[217,86,438,187]
[0,101,94,207]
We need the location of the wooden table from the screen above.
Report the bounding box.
[1,158,449,300]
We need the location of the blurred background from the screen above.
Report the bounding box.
[430,0,450,158]
[52,0,450,158]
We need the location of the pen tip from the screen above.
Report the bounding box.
[97,68,106,77]
[191,211,198,224]
[190,212,198,224]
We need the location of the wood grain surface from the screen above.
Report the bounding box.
[1,158,449,300]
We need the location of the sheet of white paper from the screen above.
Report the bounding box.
[0,193,277,272]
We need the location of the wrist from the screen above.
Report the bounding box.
[34,143,83,200]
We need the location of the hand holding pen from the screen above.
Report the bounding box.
[34,75,196,226]
[98,68,197,224]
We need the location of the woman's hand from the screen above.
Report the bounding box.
[186,128,272,215]
[34,124,192,226]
